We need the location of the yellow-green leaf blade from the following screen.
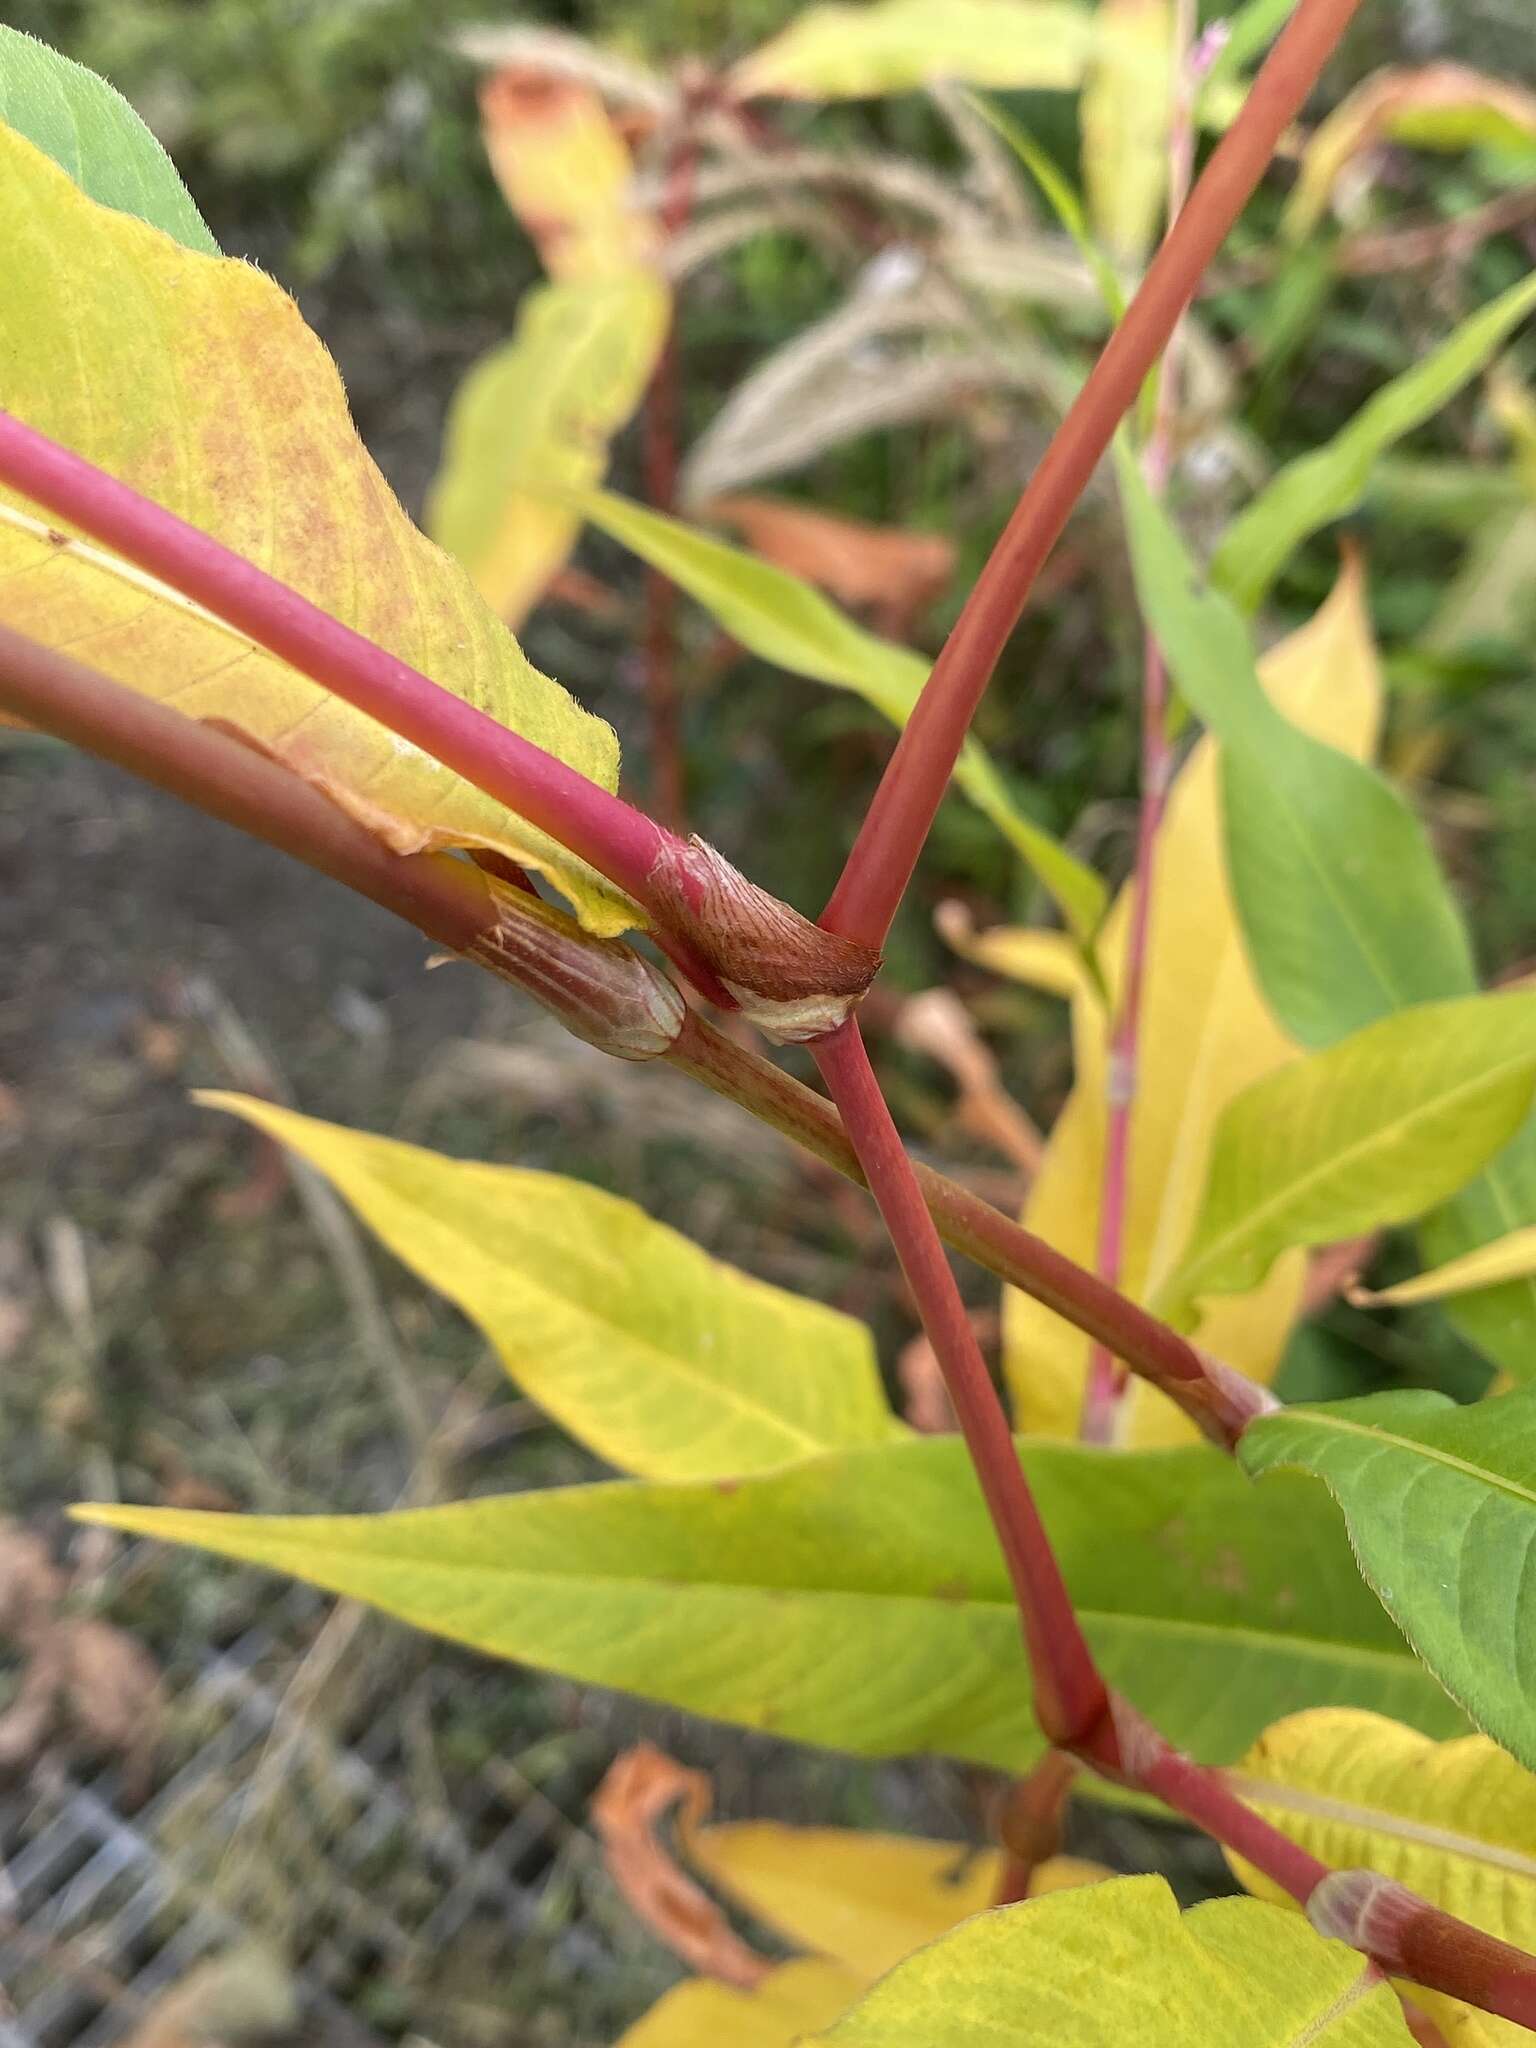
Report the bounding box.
[0,122,631,933]
[1228,1709,1536,2045]
[1081,0,1173,269]
[1354,1227,1536,1309]
[1238,1385,1536,1773]
[813,1878,1413,2046]
[201,1092,896,1483]
[74,1438,1469,1774]
[427,277,668,627]
[731,0,1095,101]
[1161,993,1536,1323]
[580,488,1106,947]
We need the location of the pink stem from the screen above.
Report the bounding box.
[812,1016,1110,1748]
[818,0,1365,953]
[0,409,741,1002]
[1080,0,1201,1445]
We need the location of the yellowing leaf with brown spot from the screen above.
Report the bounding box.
[1081,0,1173,267]
[1001,561,1382,1444]
[1286,65,1536,241]
[732,0,1095,101]
[479,66,658,281]
[0,123,630,933]
[426,275,669,627]
[617,1959,865,2047]
[198,1092,899,1483]
[693,1824,1106,1979]
[1227,1708,1536,2048]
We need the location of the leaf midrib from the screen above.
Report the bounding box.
[1224,1770,1536,1882]
[1173,1033,1535,1305]
[1259,1408,1536,1512]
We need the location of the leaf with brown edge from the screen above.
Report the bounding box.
[592,1745,770,1989]
[1286,65,1536,241]
[0,121,632,934]
[478,63,658,281]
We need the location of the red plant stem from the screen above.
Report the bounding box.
[641,137,697,831]
[819,0,1365,952]
[812,1017,1110,1748]
[1080,0,1199,1445]
[994,1748,1078,1905]
[0,408,741,1001]
[673,1009,1274,1450]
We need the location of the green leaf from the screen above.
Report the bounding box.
[75,1438,1467,1773]
[730,0,1095,101]
[1210,273,1536,613]
[1160,992,1536,1322]
[0,27,217,254]
[1116,449,1475,1046]
[814,1879,1414,2046]
[1420,1118,1536,1385]
[580,489,1107,948]
[1239,1384,1536,1771]
[964,91,1126,320]
[426,276,668,629]
[0,123,630,935]
[199,1092,899,1483]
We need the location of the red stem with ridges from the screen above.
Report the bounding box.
[819,0,1366,952]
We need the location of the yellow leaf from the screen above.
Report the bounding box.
[694,1825,1112,1979]
[1227,1708,1536,2048]
[1001,560,1382,1444]
[732,0,1095,101]
[1081,0,1173,267]
[199,1093,899,1482]
[478,65,657,282]
[1352,1225,1536,1309]
[1286,64,1536,242]
[616,1958,865,2047]
[426,276,669,627]
[813,1877,1414,2046]
[0,123,630,934]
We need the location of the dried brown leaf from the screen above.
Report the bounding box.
[592,1744,771,1988]
[707,496,955,638]
[0,1522,63,1645]
[894,988,1042,1175]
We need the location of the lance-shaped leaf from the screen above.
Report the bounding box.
[477,64,657,281]
[813,1878,1415,2046]
[731,0,1095,101]
[1239,1384,1536,1773]
[1081,0,1173,268]
[0,27,216,254]
[0,123,630,934]
[1160,992,1536,1323]
[1210,273,1536,614]
[996,565,1379,1445]
[619,1960,864,2048]
[75,1438,1468,1774]
[579,488,1106,948]
[1119,452,1475,1046]
[201,1093,897,1483]
[1352,1227,1536,1310]
[1285,65,1536,243]
[1226,1708,1536,2047]
[1420,1136,1536,1386]
[426,277,668,628]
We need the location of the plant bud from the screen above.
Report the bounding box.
[645,835,880,1043]
[466,877,685,1061]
